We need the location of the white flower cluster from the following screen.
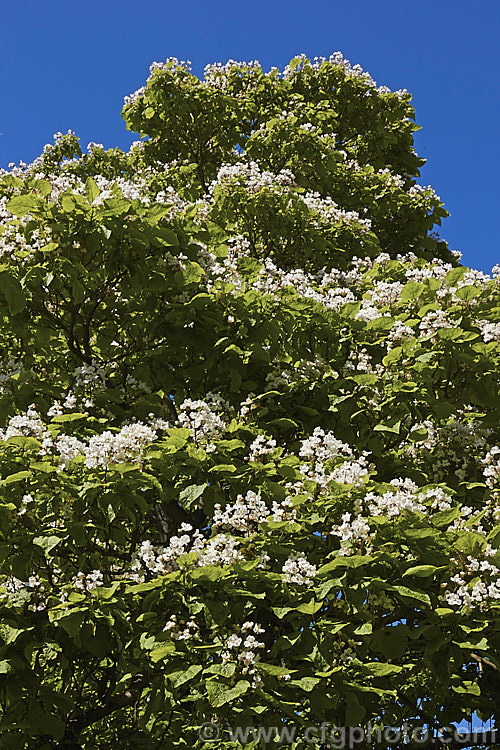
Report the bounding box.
[211,161,372,233]
[200,52,403,98]
[213,491,295,534]
[154,185,186,216]
[0,209,54,261]
[445,504,488,535]
[247,435,277,461]
[176,393,228,442]
[443,549,500,610]
[477,319,500,343]
[420,486,453,512]
[0,405,45,441]
[330,512,372,556]
[198,249,378,318]
[19,493,34,516]
[364,478,425,518]
[300,191,372,231]
[53,434,85,467]
[73,359,107,391]
[265,356,330,389]
[405,416,492,482]
[47,391,82,418]
[221,621,266,685]
[408,183,441,201]
[197,235,250,291]
[163,614,199,641]
[131,524,242,581]
[240,392,257,417]
[72,569,104,593]
[377,168,406,189]
[203,59,261,89]
[404,258,452,284]
[124,57,191,106]
[369,280,404,307]
[0,574,47,611]
[282,554,317,586]
[212,161,295,195]
[83,422,157,469]
[354,302,389,322]
[387,319,415,349]
[91,174,150,205]
[299,427,352,463]
[418,309,453,338]
[331,457,370,487]
[482,447,500,488]
[299,427,369,488]
[149,57,192,74]
[343,347,374,374]
[42,421,157,469]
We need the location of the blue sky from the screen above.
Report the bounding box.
[1,0,498,271]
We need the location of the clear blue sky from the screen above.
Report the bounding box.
[1,0,498,272]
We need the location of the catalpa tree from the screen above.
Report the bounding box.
[0,54,499,750]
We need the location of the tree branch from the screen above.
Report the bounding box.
[59,673,150,749]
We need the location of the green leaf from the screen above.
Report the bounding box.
[392,585,431,606]
[39,241,59,253]
[402,565,438,578]
[6,194,42,216]
[353,622,372,636]
[296,597,322,614]
[454,285,481,302]
[48,608,86,636]
[51,413,86,423]
[0,272,26,314]
[453,638,489,651]
[29,461,57,473]
[289,677,320,691]
[71,279,86,304]
[85,177,100,203]
[373,420,401,434]
[1,470,31,485]
[150,642,176,662]
[371,627,409,659]
[126,579,166,594]
[179,483,208,509]
[204,663,236,677]
[208,464,237,474]
[33,535,63,553]
[400,281,424,302]
[445,267,466,287]
[167,664,202,687]
[151,227,179,246]
[382,347,402,367]
[345,691,366,724]
[190,566,224,582]
[256,663,295,677]
[206,679,250,707]
[363,662,403,677]
[0,623,25,644]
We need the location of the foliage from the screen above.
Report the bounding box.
[0,53,499,749]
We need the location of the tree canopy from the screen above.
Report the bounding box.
[0,53,499,749]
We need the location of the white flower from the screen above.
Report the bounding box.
[282,554,317,586]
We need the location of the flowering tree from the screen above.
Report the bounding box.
[0,54,499,749]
